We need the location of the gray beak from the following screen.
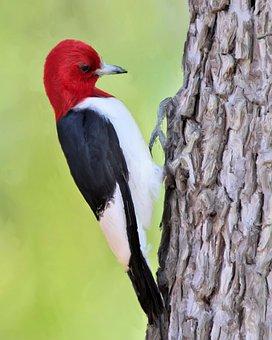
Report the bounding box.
[95,63,127,76]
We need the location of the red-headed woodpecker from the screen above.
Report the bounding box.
[43,39,164,324]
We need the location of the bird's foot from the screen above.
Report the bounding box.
[149,97,172,154]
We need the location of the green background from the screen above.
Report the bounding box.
[0,1,188,339]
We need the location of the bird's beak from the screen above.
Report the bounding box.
[95,63,127,76]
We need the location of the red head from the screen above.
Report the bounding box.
[44,39,127,121]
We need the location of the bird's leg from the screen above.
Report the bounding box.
[149,97,172,154]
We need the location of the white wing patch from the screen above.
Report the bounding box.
[99,184,131,269]
[99,184,149,269]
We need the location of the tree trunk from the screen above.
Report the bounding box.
[147,0,272,339]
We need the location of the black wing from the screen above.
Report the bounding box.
[57,108,128,219]
[57,108,164,324]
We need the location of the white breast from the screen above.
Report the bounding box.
[75,97,162,263]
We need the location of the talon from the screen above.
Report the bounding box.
[158,130,166,151]
[149,130,157,154]
[149,97,172,155]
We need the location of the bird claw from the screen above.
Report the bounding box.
[149,97,172,154]
[149,130,164,154]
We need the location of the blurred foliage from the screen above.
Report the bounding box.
[0,1,188,339]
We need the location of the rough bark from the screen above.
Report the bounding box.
[147,0,272,339]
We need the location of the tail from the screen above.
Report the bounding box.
[118,178,164,324]
[128,253,164,325]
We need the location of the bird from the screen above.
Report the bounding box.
[43,39,164,324]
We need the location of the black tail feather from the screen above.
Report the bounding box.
[128,253,164,325]
[118,177,164,324]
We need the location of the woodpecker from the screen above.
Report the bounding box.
[43,39,164,324]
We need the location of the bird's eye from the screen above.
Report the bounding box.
[79,64,91,73]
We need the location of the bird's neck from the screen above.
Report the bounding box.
[54,87,113,121]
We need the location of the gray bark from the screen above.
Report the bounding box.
[147,0,272,339]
